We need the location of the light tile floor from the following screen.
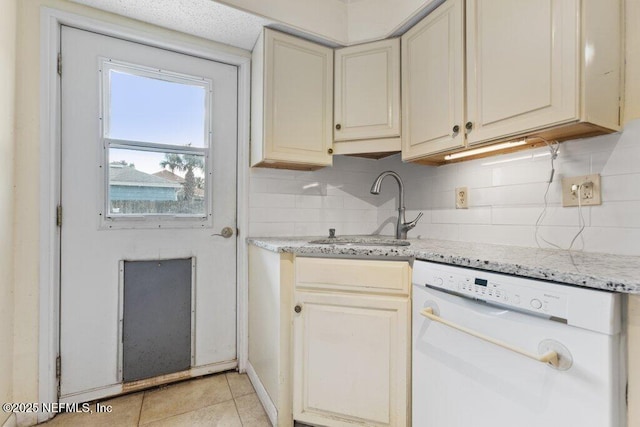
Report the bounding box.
[42,371,271,427]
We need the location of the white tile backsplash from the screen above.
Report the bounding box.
[492,161,551,186]
[591,201,640,228]
[601,174,640,202]
[491,205,588,227]
[376,119,640,255]
[600,147,640,176]
[249,120,640,256]
[581,227,640,256]
[249,156,382,238]
[249,193,296,208]
[295,194,344,209]
[248,221,294,237]
[431,207,492,225]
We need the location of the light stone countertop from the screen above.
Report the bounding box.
[247,236,640,294]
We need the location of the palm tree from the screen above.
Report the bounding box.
[181,154,204,201]
[159,153,184,173]
[159,153,204,201]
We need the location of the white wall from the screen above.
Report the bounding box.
[218,0,440,45]
[217,0,348,45]
[249,156,383,237]
[347,0,439,43]
[0,0,17,425]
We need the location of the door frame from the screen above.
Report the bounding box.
[39,7,251,423]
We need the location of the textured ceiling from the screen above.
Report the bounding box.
[70,0,272,50]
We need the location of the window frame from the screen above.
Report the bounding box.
[98,58,214,228]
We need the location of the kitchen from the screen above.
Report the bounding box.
[1,0,640,426]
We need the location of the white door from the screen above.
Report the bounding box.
[60,26,238,402]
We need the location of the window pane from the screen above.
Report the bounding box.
[108,148,206,216]
[107,69,207,147]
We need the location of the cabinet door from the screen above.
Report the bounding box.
[262,29,333,167]
[465,0,578,145]
[401,0,465,160]
[334,39,400,142]
[293,292,409,427]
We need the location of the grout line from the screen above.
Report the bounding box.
[137,391,145,427]
[226,373,245,426]
[232,398,244,426]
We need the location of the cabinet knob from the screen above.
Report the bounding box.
[465,121,473,130]
[335,124,341,130]
[452,125,460,134]
[327,148,334,154]
[294,305,302,313]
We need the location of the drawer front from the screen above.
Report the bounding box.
[295,257,410,295]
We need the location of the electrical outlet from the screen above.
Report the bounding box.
[561,174,602,207]
[456,187,468,209]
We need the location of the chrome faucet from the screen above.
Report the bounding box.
[370,171,423,239]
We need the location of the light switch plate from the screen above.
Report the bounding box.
[561,174,601,207]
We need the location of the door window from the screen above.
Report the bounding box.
[101,60,211,218]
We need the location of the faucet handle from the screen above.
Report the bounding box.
[407,212,424,228]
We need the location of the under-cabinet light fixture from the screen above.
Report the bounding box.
[481,150,558,166]
[444,140,528,161]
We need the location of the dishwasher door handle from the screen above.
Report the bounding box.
[420,307,560,368]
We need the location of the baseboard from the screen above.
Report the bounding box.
[246,362,277,426]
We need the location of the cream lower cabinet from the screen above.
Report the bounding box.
[247,246,294,427]
[292,257,411,427]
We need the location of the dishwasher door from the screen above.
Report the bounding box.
[412,284,624,427]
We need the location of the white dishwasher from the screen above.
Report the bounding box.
[412,260,626,427]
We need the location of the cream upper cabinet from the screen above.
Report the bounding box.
[292,257,410,427]
[402,0,622,163]
[251,28,333,170]
[333,39,401,156]
[466,0,578,145]
[401,0,465,161]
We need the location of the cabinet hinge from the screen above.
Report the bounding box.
[55,355,61,379]
[57,53,62,77]
[56,205,62,227]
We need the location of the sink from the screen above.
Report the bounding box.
[308,237,410,246]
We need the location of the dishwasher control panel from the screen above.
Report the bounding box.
[414,261,568,319]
